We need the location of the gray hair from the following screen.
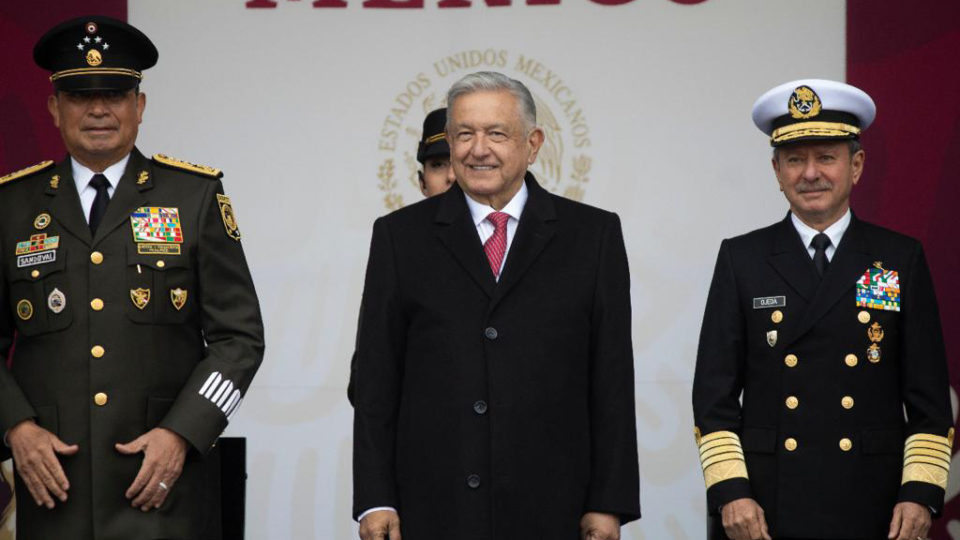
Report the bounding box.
[446,71,537,131]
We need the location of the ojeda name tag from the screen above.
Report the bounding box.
[753,296,786,309]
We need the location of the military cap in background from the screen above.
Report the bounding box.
[33,15,158,92]
[416,107,449,164]
[752,78,876,146]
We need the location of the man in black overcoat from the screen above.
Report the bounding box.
[0,16,264,539]
[692,79,952,540]
[350,71,641,540]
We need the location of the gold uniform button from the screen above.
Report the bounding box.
[771,310,783,324]
[90,298,104,311]
[90,251,104,265]
[845,354,858,367]
[839,438,853,451]
[156,260,165,268]
[784,354,798,367]
[784,438,798,451]
[91,345,105,358]
[94,392,108,406]
[841,396,855,409]
[31,270,40,279]
[857,310,871,324]
[785,396,799,409]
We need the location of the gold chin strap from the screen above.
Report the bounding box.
[697,429,749,489]
[902,431,952,490]
[771,121,861,144]
[50,67,143,82]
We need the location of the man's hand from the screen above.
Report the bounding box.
[7,419,78,509]
[580,511,620,540]
[358,509,401,540]
[888,501,931,540]
[721,498,771,540]
[115,427,188,512]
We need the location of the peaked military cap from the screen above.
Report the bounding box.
[752,79,876,147]
[416,108,449,164]
[34,16,158,92]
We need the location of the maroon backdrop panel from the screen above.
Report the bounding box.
[0,0,126,525]
[848,1,960,537]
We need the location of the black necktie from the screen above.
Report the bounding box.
[88,174,111,235]
[811,232,831,277]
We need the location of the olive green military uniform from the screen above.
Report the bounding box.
[0,148,264,539]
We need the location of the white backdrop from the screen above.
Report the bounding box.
[128,1,845,537]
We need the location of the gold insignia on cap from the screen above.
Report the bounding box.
[34,213,52,230]
[217,194,242,241]
[130,288,151,310]
[137,170,149,185]
[788,85,822,119]
[170,288,188,311]
[16,299,33,321]
[86,22,98,34]
[0,160,55,185]
[86,49,102,67]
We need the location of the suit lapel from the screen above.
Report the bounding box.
[489,174,556,311]
[92,149,151,246]
[47,158,92,246]
[434,183,496,298]
[766,214,818,303]
[791,216,872,343]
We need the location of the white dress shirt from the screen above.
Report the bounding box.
[463,181,529,280]
[790,209,851,262]
[72,154,129,223]
[356,181,531,522]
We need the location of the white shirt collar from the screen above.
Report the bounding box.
[791,208,852,252]
[72,154,131,192]
[464,179,529,226]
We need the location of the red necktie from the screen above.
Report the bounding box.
[483,212,510,278]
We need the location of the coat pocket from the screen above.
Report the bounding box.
[9,251,72,336]
[125,245,196,325]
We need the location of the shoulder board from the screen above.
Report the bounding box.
[152,154,223,179]
[0,160,55,186]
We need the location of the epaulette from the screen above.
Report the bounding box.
[0,160,55,186]
[152,154,223,179]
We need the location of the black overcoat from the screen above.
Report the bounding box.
[692,214,952,539]
[0,149,264,539]
[350,175,641,540]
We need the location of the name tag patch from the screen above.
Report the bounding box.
[753,296,786,309]
[17,250,56,268]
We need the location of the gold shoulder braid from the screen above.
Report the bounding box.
[152,154,223,178]
[697,429,749,488]
[0,160,55,185]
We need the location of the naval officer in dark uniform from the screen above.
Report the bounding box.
[692,79,952,540]
[0,16,264,539]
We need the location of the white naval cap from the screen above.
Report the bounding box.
[751,79,876,147]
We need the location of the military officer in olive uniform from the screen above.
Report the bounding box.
[0,16,264,540]
[415,108,453,197]
[692,79,952,540]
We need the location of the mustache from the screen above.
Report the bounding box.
[795,180,832,193]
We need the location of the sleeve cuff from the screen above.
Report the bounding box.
[357,506,397,522]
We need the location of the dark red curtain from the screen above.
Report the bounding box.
[848,2,960,537]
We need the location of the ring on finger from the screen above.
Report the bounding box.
[158,481,168,491]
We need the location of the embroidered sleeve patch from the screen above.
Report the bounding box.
[216,194,241,241]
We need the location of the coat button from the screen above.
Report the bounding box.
[473,400,488,415]
[857,310,870,324]
[785,396,799,410]
[839,438,853,452]
[31,270,40,279]
[90,251,104,265]
[784,354,798,368]
[784,438,798,451]
[467,474,481,489]
[90,298,104,311]
[771,310,783,324]
[94,392,108,406]
[91,345,105,358]
[156,260,166,268]
[484,327,498,340]
[844,354,858,367]
[841,396,855,409]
